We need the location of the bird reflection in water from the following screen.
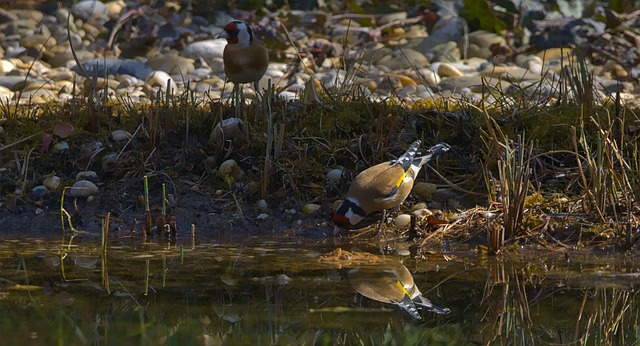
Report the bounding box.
[347,260,451,319]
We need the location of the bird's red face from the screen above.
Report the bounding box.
[220,22,239,44]
[218,21,252,46]
[332,199,365,235]
[332,210,351,228]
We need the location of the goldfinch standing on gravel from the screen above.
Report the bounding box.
[218,20,269,97]
[332,140,450,235]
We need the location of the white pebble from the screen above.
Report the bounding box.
[394,214,412,227]
[326,168,344,182]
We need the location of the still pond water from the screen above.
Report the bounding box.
[0,234,638,345]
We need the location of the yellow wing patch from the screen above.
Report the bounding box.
[395,280,411,298]
[393,169,409,189]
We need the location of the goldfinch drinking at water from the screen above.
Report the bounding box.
[332,140,450,235]
[218,20,269,96]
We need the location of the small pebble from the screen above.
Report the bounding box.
[66,180,99,198]
[394,214,411,227]
[301,203,321,215]
[326,168,344,182]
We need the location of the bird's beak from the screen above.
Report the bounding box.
[333,225,345,236]
[217,31,229,39]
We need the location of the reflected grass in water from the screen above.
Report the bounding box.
[0,238,638,345]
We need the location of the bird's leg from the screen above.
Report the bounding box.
[377,209,387,235]
[254,80,263,102]
[230,82,239,116]
[406,214,419,241]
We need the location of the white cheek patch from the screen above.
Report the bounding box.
[236,22,252,47]
[345,208,364,225]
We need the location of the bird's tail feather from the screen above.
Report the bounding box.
[414,295,452,315]
[394,140,422,170]
[413,142,450,167]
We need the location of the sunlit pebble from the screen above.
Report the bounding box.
[412,208,433,219]
[395,214,412,227]
[215,189,223,196]
[411,202,429,211]
[321,221,328,227]
[396,248,410,256]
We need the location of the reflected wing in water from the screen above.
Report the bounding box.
[347,261,451,319]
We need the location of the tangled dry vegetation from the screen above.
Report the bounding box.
[1,53,639,254]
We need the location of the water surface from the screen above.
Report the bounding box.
[0,235,638,345]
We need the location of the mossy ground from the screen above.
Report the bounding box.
[1,89,639,252]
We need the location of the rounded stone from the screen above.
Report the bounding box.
[75,171,98,182]
[301,203,321,215]
[43,175,61,192]
[256,199,269,211]
[326,169,344,182]
[412,182,437,199]
[111,130,132,142]
[394,214,412,227]
[218,159,243,180]
[146,71,176,93]
[67,180,99,198]
[31,185,50,199]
